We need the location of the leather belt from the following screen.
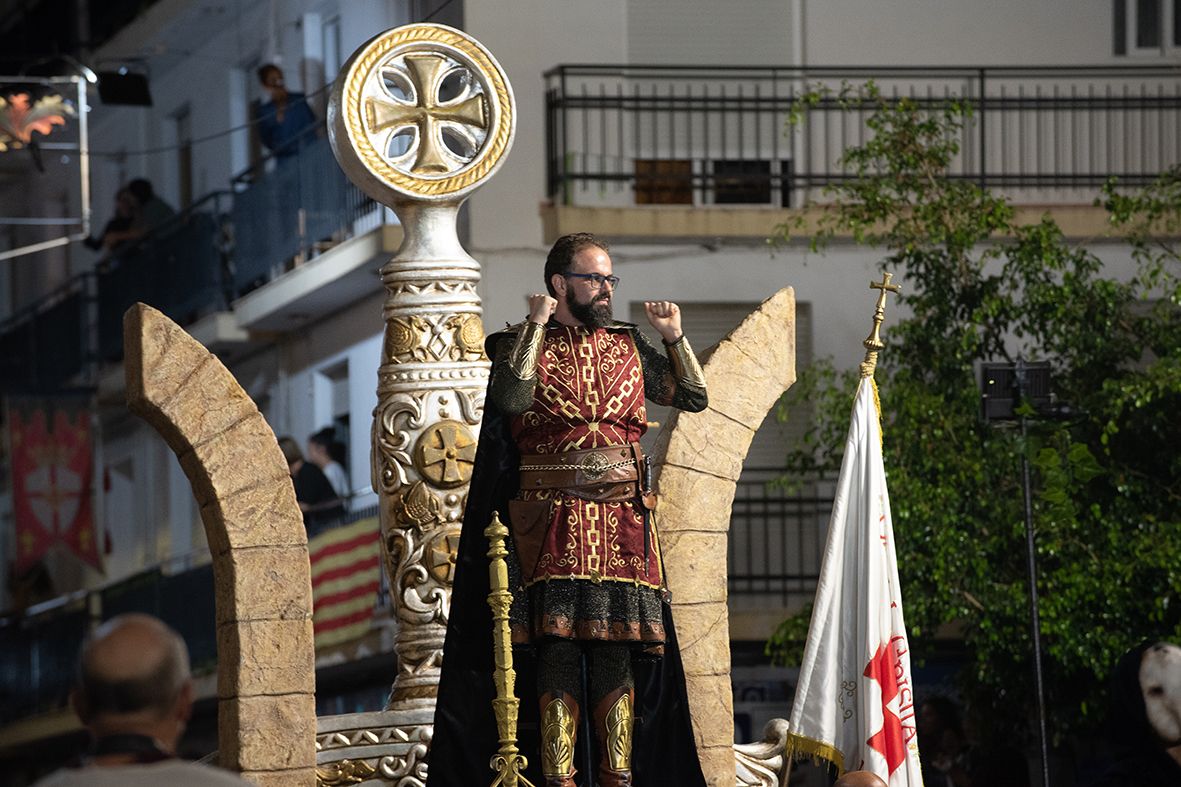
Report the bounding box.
[519,444,642,492]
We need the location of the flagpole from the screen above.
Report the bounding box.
[787,272,926,786]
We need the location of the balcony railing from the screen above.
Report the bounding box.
[229,132,376,297]
[545,64,1181,208]
[0,467,832,725]
[0,501,382,727]
[0,134,382,392]
[727,470,829,607]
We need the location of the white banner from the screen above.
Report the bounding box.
[787,377,924,786]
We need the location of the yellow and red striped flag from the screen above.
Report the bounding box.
[310,516,382,649]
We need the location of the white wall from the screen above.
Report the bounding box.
[627,0,794,65]
[802,0,1117,66]
[463,0,629,251]
[272,290,385,503]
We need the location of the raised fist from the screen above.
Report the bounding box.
[644,300,683,343]
[527,293,557,324]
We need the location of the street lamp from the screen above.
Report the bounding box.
[980,357,1053,787]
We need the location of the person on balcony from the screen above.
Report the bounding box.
[126,178,176,236]
[89,179,175,256]
[430,233,709,787]
[83,187,136,253]
[33,614,249,786]
[279,435,344,537]
[307,427,349,501]
[256,64,318,160]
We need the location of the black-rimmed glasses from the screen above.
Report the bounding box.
[564,272,620,289]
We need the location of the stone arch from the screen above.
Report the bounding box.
[123,303,316,787]
[651,287,797,787]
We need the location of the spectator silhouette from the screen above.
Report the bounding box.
[1090,641,1181,786]
[917,694,1029,787]
[256,64,318,159]
[279,435,344,537]
[307,427,349,501]
[126,178,175,236]
[918,695,968,787]
[95,179,176,253]
[83,187,136,253]
[33,613,249,785]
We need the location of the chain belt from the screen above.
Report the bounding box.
[520,457,635,476]
[518,444,642,492]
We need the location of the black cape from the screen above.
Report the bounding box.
[426,327,707,787]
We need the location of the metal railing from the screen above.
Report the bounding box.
[0,130,384,391]
[0,275,92,392]
[545,64,1181,208]
[229,132,376,297]
[0,498,384,726]
[727,470,831,607]
[0,191,233,390]
[0,467,830,725]
[95,191,234,362]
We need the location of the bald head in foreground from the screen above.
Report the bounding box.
[34,613,249,786]
[834,771,888,787]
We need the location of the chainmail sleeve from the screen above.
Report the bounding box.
[488,333,539,415]
[632,328,708,412]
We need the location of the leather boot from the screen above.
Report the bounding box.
[540,690,579,787]
[592,686,634,787]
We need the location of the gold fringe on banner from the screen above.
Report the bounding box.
[784,731,846,775]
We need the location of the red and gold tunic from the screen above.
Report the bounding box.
[510,324,661,588]
[489,319,707,646]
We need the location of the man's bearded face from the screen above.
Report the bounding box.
[565,276,613,328]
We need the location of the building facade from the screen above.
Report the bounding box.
[0,0,1175,779]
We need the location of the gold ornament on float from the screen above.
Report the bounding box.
[330,23,515,203]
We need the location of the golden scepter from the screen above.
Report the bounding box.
[486,511,536,787]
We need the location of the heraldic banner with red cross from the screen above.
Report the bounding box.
[7,395,101,573]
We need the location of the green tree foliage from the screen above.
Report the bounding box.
[767,84,1181,742]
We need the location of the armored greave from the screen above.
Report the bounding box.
[539,640,582,786]
[539,689,580,787]
[589,644,634,787]
[591,685,634,787]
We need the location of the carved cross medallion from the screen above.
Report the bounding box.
[365,53,488,175]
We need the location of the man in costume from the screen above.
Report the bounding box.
[429,233,709,787]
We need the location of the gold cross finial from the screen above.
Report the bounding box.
[861,272,901,379]
[365,54,488,175]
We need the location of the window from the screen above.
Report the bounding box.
[713,160,771,205]
[1138,0,1162,48]
[1115,0,1181,54]
[323,16,343,80]
[634,159,693,204]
